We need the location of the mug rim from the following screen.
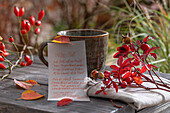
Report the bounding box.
[57,29,109,38]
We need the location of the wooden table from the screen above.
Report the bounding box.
[0,56,170,113]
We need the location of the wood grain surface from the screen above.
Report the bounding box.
[0,56,169,113]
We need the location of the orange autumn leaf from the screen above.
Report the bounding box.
[140,65,147,73]
[57,98,72,106]
[133,76,143,85]
[17,90,44,100]
[14,79,33,89]
[52,36,72,44]
[26,80,40,86]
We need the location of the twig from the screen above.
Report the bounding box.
[110,99,123,108]
[1,45,27,80]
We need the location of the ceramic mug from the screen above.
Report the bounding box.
[38,29,108,75]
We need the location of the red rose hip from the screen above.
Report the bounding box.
[29,16,35,25]
[21,29,27,35]
[0,43,5,51]
[25,22,31,31]
[21,20,29,29]
[35,20,41,26]
[14,6,19,16]
[9,36,14,43]
[0,56,5,62]
[19,7,24,17]
[0,63,6,69]
[141,44,150,51]
[26,60,33,66]
[24,55,30,62]
[38,10,45,20]
[20,62,26,67]
[35,27,40,34]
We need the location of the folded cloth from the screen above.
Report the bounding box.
[86,75,170,110]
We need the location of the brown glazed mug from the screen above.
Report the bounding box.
[38,29,108,75]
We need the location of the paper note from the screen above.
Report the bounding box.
[48,41,90,101]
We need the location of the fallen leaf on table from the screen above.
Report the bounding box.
[52,36,72,44]
[14,79,33,89]
[57,98,72,106]
[26,80,40,86]
[17,90,45,100]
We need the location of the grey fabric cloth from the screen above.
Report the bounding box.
[86,75,170,110]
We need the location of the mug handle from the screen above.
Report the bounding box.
[38,41,50,67]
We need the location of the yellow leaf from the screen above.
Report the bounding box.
[0,36,3,40]
[17,90,45,100]
[52,40,64,43]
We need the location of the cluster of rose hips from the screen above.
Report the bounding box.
[90,70,105,80]
[0,39,33,69]
[0,42,9,69]
[122,34,150,52]
[14,6,45,35]
[20,55,33,67]
[0,7,45,73]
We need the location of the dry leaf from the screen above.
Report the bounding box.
[17,90,44,100]
[57,98,72,106]
[14,79,33,89]
[26,80,40,86]
[52,36,72,44]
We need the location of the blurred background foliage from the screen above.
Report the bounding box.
[0,0,169,73]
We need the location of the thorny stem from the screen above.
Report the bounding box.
[18,15,34,61]
[149,87,170,92]
[18,17,34,61]
[145,59,167,87]
[26,33,29,44]
[26,33,34,61]
[135,68,160,88]
[129,42,169,91]
[110,99,123,108]
[129,83,170,92]
[1,45,27,80]
[2,56,13,66]
[12,42,19,58]
[34,34,38,54]
[143,80,170,89]
[128,84,147,89]
[148,70,159,88]
[152,69,167,86]
[129,65,170,92]
[1,14,34,79]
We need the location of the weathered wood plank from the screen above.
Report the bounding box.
[0,79,125,113]
[3,56,49,85]
[138,101,170,113]
[1,55,170,113]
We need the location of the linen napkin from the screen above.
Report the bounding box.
[86,75,170,110]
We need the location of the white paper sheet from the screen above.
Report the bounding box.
[48,41,90,101]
